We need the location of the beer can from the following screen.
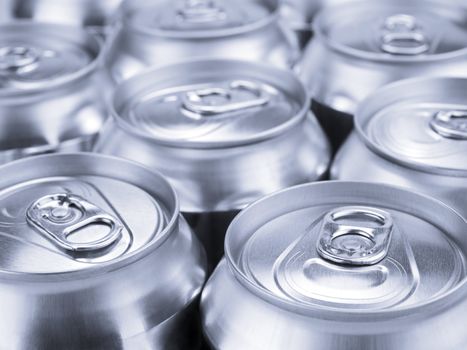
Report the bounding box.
[104,0,300,84]
[0,22,106,164]
[3,0,122,36]
[299,0,467,150]
[94,59,331,268]
[332,77,467,220]
[0,153,206,349]
[201,181,467,350]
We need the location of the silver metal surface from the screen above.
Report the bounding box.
[0,22,106,164]
[300,0,467,114]
[2,0,122,36]
[0,153,206,349]
[104,0,299,84]
[201,181,467,349]
[27,193,124,253]
[95,59,330,267]
[299,0,467,148]
[332,77,467,219]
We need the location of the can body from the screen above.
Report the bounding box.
[2,0,122,36]
[332,77,467,219]
[0,23,107,164]
[299,0,467,150]
[201,181,467,349]
[95,59,331,269]
[0,153,207,349]
[104,0,299,84]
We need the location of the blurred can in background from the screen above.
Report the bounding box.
[201,181,467,349]
[0,22,106,164]
[1,0,122,36]
[0,153,206,349]
[299,0,467,150]
[332,77,467,220]
[95,59,330,268]
[104,0,300,84]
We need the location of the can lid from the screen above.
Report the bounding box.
[0,23,99,93]
[227,182,466,312]
[124,0,276,36]
[314,1,467,61]
[113,59,306,148]
[0,154,176,275]
[357,77,467,175]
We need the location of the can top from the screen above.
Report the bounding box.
[113,59,307,148]
[314,1,467,62]
[122,0,278,37]
[0,22,100,94]
[0,154,178,277]
[226,181,467,315]
[356,77,467,175]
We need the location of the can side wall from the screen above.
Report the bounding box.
[104,20,299,84]
[331,133,467,220]
[94,114,330,213]
[0,216,207,350]
[299,37,467,117]
[201,260,467,350]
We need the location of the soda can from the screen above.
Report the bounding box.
[0,22,106,164]
[104,0,300,84]
[332,77,467,220]
[3,0,122,37]
[201,181,467,350]
[0,153,206,349]
[299,0,467,150]
[94,59,331,268]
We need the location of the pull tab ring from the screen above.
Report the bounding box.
[0,46,41,72]
[380,14,429,56]
[181,80,270,117]
[430,110,467,140]
[27,194,123,253]
[177,0,226,23]
[317,206,394,266]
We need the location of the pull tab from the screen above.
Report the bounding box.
[0,46,56,74]
[27,194,123,253]
[380,14,429,55]
[181,80,270,117]
[430,110,467,140]
[177,0,226,23]
[317,207,394,266]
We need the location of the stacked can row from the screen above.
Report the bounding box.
[0,0,466,349]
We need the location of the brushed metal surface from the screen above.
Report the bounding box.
[0,153,207,349]
[201,181,467,350]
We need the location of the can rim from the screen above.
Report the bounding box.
[119,0,281,39]
[0,21,103,98]
[354,76,467,177]
[110,58,310,149]
[312,0,467,64]
[0,153,182,281]
[224,181,467,320]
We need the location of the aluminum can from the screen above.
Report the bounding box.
[201,181,467,350]
[0,153,207,349]
[0,22,106,164]
[94,59,331,268]
[2,0,122,36]
[299,0,467,150]
[104,0,300,85]
[332,77,467,220]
